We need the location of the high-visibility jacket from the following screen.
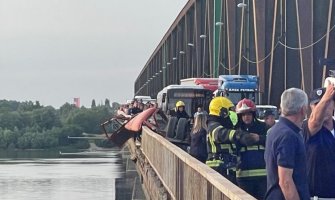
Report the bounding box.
[206,116,260,169]
[235,120,267,178]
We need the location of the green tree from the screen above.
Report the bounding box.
[17,132,33,149]
[31,107,61,130]
[112,102,120,110]
[0,100,20,112]
[59,103,76,122]
[35,101,41,108]
[0,111,22,130]
[105,99,110,107]
[51,125,83,146]
[2,129,19,148]
[0,98,117,150]
[19,111,33,129]
[65,106,112,134]
[17,101,36,112]
[91,99,96,108]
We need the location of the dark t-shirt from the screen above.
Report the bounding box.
[264,117,310,200]
[302,119,335,198]
[129,107,142,115]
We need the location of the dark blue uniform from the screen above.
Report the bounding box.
[264,117,310,200]
[236,120,267,200]
[168,109,189,119]
[302,120,335,198]
[206,115,259,184]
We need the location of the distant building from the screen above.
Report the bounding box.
[74,97,80,108]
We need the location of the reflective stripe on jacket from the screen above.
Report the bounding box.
[235,120,267,178]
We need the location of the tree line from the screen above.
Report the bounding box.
[0,99,119,150]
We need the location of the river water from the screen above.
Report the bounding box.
[0,149,126,200]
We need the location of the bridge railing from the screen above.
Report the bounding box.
[141,126,256,200]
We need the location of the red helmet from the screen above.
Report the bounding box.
[236,98,256,114]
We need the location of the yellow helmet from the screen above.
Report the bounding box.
[209,97,234,117]
[176,101,185,107]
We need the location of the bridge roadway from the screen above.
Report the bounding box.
[127,126,256,200]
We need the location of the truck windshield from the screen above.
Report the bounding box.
[226,92,256,105]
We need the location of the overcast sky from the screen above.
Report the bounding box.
[0,0,188,108]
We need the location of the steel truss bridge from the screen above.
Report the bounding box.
[135,0,335,106]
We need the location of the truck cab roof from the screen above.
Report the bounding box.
[218,75,259,91]
[159,85,206,92]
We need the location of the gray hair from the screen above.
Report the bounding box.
[280,88,308,116]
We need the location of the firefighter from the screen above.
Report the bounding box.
[235,98,267,200]
[206,96,260,183]
[263,110,276,128]
[168,100,190,119]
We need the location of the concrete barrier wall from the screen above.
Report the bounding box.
[141,127,256,200]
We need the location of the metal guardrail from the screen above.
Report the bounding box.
[141,126,256,200]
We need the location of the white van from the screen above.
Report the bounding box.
[256,105,279,122]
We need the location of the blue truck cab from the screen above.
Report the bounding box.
[218,75,259,104]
